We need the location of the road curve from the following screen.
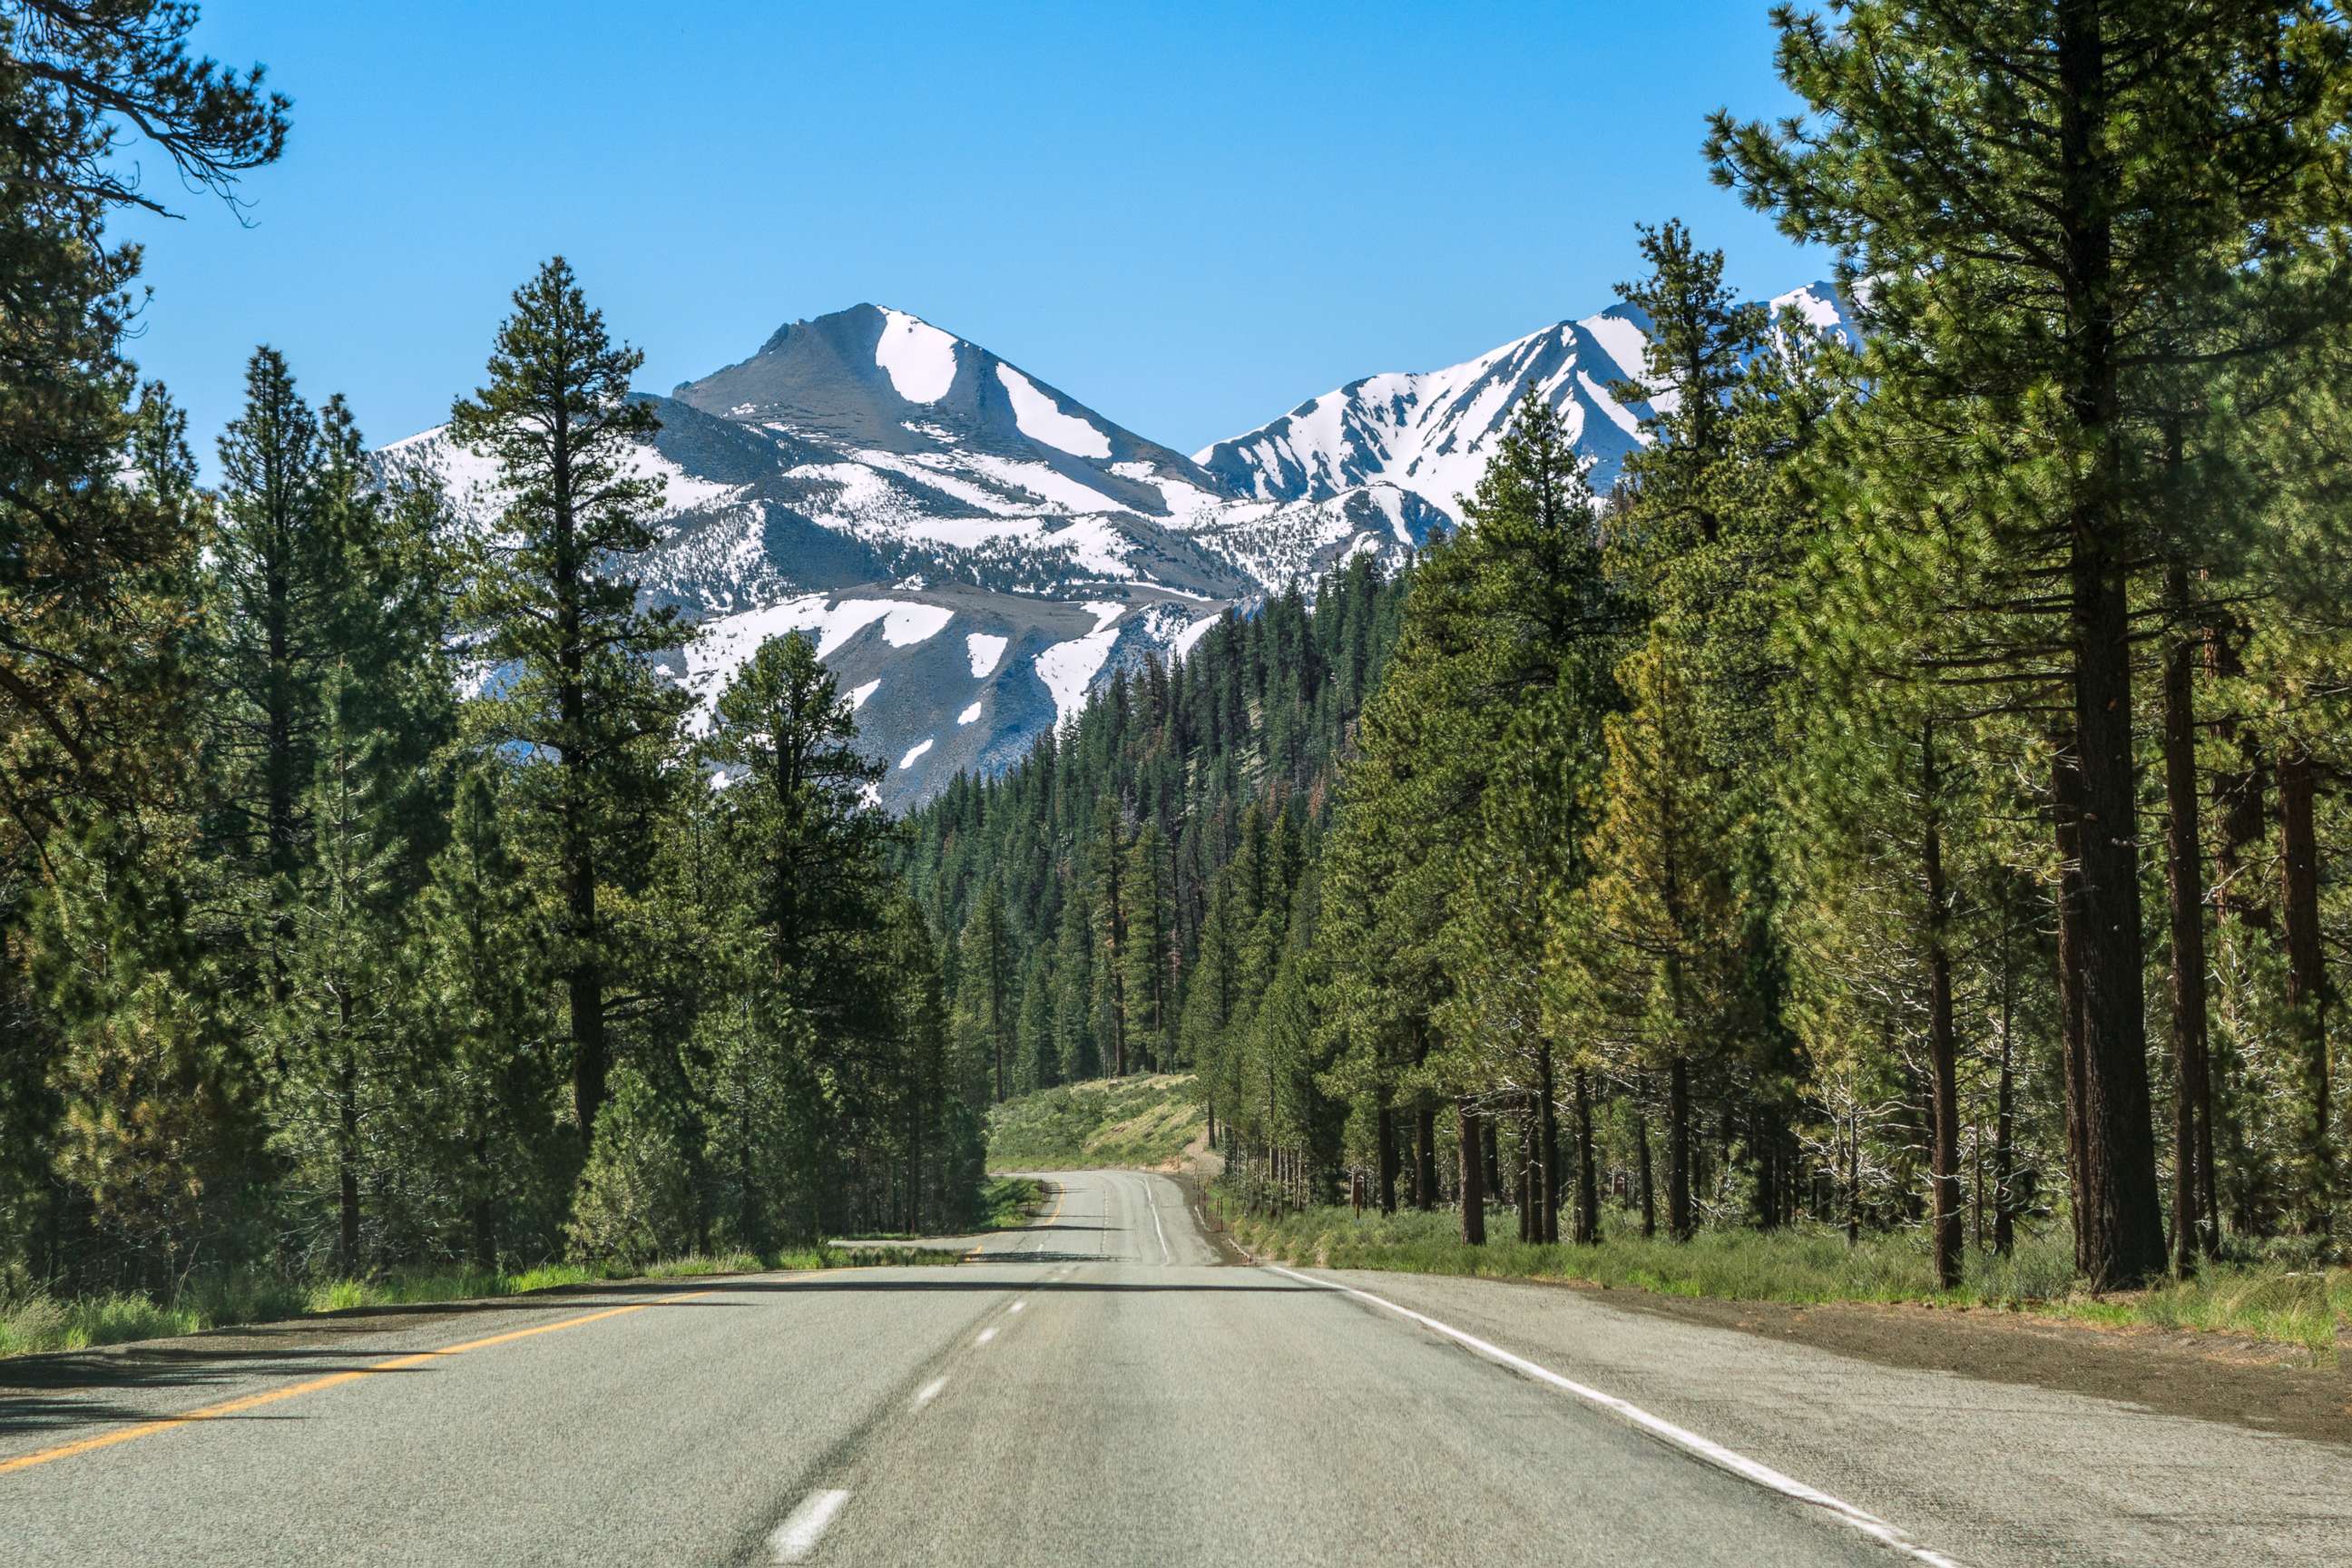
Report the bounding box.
[4,1171,2344,1566]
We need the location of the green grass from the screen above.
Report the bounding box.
[985,1073,1205,1171]
[982,1175,1049,1230]
[0,1242,955,1362]
[1230,1203,2352,1361]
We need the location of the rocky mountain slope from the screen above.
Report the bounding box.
[387,288,1850,808]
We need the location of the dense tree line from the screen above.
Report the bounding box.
[900,559,1409,1123]
[0,3,983,1301]
[909,3,2352,1291]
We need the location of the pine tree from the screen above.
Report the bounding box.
[1710,0,2352,1285]
[448,257,691,1148]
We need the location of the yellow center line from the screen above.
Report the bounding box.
[0,1288,717,1478]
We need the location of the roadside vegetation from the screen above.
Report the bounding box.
[982,1176,1050,1229]
[0,1242,954,1361]
[984,1075,1204,1171]
[1229,1203,2350,1362]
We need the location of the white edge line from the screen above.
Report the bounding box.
[769,1487,850,1563]
[1262,1264,1966,1568]
[914,1377,947,1408]
[1146,1179,1172,1265]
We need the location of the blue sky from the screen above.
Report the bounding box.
[119,0,1824,471]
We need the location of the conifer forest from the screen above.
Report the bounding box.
[9,0,2352,1329]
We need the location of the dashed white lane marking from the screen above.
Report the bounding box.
[769,1488,850,1563]
[1263,1265,1967,1568]
[975,1326,997,1346]
[1009,1299,1026,1313]
[914,1377,947,1409]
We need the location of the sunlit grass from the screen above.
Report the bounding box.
[1230,1204,2348,1361]
[985,1074,1203,1171]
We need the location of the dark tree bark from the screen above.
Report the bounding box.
[2161,564,2214,1272]
[1994,894,2018,1257]
[1413,1100,1438,1211]
[2053,735,2092,1270]
[1668,1055,1693,1241]
[1482,1115,1502,1201]
[1573,1066,1600,1245]
[1457,1101,1485,1245]
[2053,0,2168,1290]
[1924,722,1963,1290]
[1376,1099,1398,1215]
[1537,1043,1562,1243]
[2279,744,2332,1235]
[1516,1097,1535,1242]
[1635,1101,1657,1239]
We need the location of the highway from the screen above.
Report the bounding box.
[5,1170,2348,1565]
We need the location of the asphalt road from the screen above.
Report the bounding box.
[5,1170,2347,1566]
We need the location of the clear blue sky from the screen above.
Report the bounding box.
[118,0,1825,471]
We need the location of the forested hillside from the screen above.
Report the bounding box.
[909,12,2352,1296]
[0,6,984,1317]
[900,555,1408,1102]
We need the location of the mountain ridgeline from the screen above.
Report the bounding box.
[388,287,1854,808]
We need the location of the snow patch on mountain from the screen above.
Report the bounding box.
[966,632,1008,678]
[876,309,959,403]
[1034,625,1121,727]
[997,364,1111,458]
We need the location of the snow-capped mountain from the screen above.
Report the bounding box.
[1198,283,1856,523]
[386,289,1850,808]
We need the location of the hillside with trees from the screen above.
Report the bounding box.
[908,5,2352,1303]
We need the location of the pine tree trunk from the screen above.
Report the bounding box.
[1482,1116,1502,1201]
[2053,736,2092,1270]
[1994,976,2018,1258]
[1458,1101,1485,1246]
[1635,1102,1656,1239]
[338,1034,359,1278]
[1413,1100,1438,1211]
[2055,0,2168,1290]
[1376,1099,1398,1215]
[1924,722,1962,1291]
[2161,569,2213,1273]
[1668,1055,1693,1241]
[1537,1043,1562,1244]
[1516,1102,1535,1242]
[2279,744,2332,1235]
[1573,1066,1600,1245]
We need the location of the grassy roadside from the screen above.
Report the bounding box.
[982,1175,1050,1230]
[1230,1205,2352,1362]
[985,1073,1204,1171]
[0,1241,953,1361]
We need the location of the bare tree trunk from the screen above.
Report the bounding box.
[1537,1044,1562,1243]
[2280,744,2333,1235]
[1376,1098,1398,1215]
[2054,4,2168,1290]
[1668,1056,1693,1241]
[1924,722,1963,1290]
[1573,1066,1600,1245]
[1516,1097,1535,1242]
[1457,1101,1485,1246]
[1635,1101,1657,1239]
[2053,735,2092,1270]
[1413,1100,1438,1211]
[2161,565,2213,1273]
